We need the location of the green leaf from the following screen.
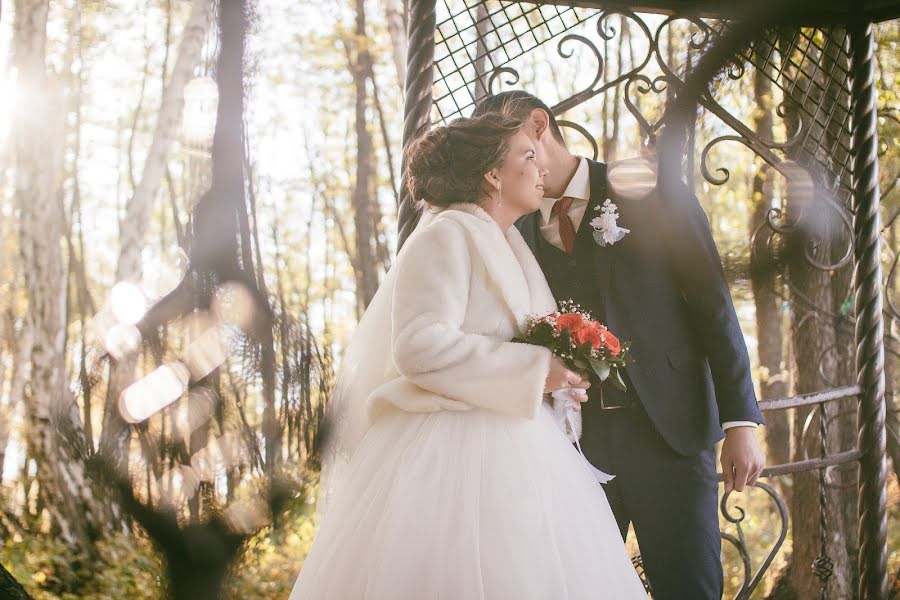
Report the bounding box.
[589,357,610,381]
[575,341,593,360]
[610,367,627,391]
[533,321,554,338]
[573,357,591,373]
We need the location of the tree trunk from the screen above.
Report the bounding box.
[3,270,29,472]
[600,33,609,161]
[350,0,379,314]
[607,17,623,164]
[820,27,860,581]
[0,562,33,600]
[778,27,854,599]
[885,317,899,484]
[13,0,113,560]
[784,182,853,599]
[365,65,393,274]
[884,197,898,488]
[749,40,790,478]
[116,0,211,285]
[382,0,407,91]
[244,158,281,473]
[0,308,30,488]
[884,208,899,482]
[100,0,212,476]
[472,2,490,104]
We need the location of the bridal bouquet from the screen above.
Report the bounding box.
[514,300,632,390]
[514,301,633,483]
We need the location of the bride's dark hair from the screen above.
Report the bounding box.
[405,112,524,208]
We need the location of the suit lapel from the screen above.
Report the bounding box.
[586,160,613,303]
[524,160,614,310]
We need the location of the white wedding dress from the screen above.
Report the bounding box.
[289,204,647,599]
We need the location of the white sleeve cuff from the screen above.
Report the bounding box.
[722,420,759,430]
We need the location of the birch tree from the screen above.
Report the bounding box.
[101,0,213,474]
[13,0,111,558]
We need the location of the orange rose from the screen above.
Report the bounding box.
[602,330,621,356]
[555,313,586,336]
[573,322,602,349]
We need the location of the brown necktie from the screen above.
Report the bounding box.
[552,197,576,255]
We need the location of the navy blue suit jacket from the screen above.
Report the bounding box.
[516,159,764,456]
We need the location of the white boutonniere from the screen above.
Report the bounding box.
[589,199,630,247]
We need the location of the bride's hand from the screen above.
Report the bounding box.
[544,357,591,401]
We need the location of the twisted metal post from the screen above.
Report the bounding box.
[397,0,437,250]
[812,403,834,599]
[848,20,889,600]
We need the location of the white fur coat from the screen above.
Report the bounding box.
[366,202,559,422]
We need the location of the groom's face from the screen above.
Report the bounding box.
[520,110,561,197]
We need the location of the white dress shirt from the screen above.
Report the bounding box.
[538,157,757,431]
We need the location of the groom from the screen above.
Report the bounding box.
[473,91,765,599]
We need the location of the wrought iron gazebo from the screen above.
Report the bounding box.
[396,1,898,598]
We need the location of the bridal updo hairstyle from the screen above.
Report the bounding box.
[405,112,524,208]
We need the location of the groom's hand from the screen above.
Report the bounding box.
[720,426,765,494]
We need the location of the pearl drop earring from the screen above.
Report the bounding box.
[497,185,503,208]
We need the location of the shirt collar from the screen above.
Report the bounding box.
[539,156,590,224]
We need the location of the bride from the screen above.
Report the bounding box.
[289,112,647,599]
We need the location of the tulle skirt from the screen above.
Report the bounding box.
[289,403,647,599]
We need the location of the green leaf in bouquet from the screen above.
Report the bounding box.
[610,367,628,391]
[576,341,593,358]
[572,357,591,374]
[589,357,610,381]
[559,327,572,349]
[532,323,555,345]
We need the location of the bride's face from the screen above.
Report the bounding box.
[489,128,547,214]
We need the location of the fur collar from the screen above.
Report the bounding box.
[430,203,558,332]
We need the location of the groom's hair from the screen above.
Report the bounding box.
[471,91,565,144]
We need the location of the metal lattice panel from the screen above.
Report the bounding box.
[432,3,856,206]
[740,27,853,204]
[433,1,591,122]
